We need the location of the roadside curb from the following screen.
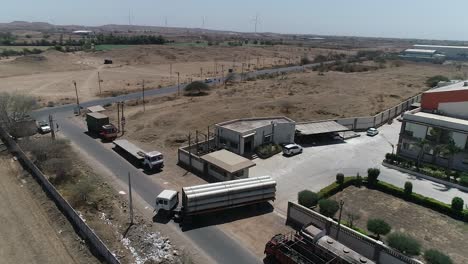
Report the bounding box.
[381,161,468,192]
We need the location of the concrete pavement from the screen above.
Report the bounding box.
[250,121,468,213]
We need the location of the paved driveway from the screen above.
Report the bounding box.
[250,121,468,214]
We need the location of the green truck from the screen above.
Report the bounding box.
[86,113,118,141]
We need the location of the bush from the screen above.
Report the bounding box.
[451,197,464,212]
[298,190,319,208]
[336,173,344,185]
[367,219,391,240]
[367,168,380,185]
[318,177,356,198]
[404,181,413,196]
[426,75,449,88]
[459,176,468,187]
[424,249,453,264]
[318,199,339,218]
[387,232,421,256]
[355,173,363,187]
[255,143,282,159]
[184,81,210,96]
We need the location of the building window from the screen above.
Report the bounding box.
[264,134,272,143]
[232,170,244,178]
[426,127,437,142]
[219,137,227,145]
[230,142,238,149]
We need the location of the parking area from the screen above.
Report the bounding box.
[250,120,468,214]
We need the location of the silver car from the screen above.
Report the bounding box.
[366,127,379,136]
[282,143,303,156]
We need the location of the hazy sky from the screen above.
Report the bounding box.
[2,0,468,40]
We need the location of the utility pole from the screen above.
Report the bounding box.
[49,114,55,140]
[142,79,145,112]
[117,102,121,132]
[176,72,180,96]
[200,67,203,79]
[121,102,125,136]
[128,172,134,224]
[97,72,102,95]
[336,200,345,240]
[241,63,245,81]
[170,63,172,80]
[73,80,80,115]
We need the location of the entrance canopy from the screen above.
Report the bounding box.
[296,121,350,135]
[201,149,256,173]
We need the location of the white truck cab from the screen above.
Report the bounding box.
[155,190,179,212]
[141,151,164,170]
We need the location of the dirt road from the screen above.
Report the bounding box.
[0,156,98,264]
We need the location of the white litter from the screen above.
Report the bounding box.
[119,191,126,195]
[121,232,174,264]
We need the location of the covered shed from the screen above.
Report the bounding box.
[295,121,350,143]
[201,149,256,181]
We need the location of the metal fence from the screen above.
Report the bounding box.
[0,127,120,264]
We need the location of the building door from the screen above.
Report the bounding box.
[244,136,254,154]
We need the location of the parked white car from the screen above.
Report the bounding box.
[366,127,379,136]
[282,143,303,156]
[37,121,51,134]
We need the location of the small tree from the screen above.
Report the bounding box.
[404,181,413,196]
[425,75,449,87]
[318,199,339,218]
[297,190,319,208]
[415,139,430,170]
[336,173,344,185]
[367,168,380,185]
[424,249,453,264]
[387,232,421,256]
[367,218,391,240]
[345,211,361,229]
[451,197,464,212]
[355,172,363,187]
[184,81,210,96]
[442,140,462,179]
[300,55,311,65]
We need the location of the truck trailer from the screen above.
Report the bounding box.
[113,139,164,171]
[155,176,276,223]
[85,112,117,141]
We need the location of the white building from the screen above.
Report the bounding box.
[413,44,468,60]
[215,117,296,156]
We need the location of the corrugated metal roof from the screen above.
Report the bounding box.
[296,121,350,135]
[404,49,437,54]
[201,149,255,173]
[86,112,107,119]
[414,44,468,49]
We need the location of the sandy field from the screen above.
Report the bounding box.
[0,45,348,104]
[0,155,98,264]
[331,186,468,264]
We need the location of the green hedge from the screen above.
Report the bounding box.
[255,143,282,159]
[318,177,356,198]
[373,181,468,222]
[316,176,468,223]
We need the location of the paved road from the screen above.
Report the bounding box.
[31,62,335,264]
[56,115,259,264]
[251,121,468,213]
[29,61,337,263]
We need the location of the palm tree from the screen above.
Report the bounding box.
[442,140,462,180]
[415,139,430,170]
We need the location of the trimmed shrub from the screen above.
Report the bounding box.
[255,143,282,159]
[184,81,210,96]
[426,75,449,87]
[387,232,421,256]
[424,249,453,264]
[459,176,468,187]
[355,173,363,187]
[404,181,413,196]
[318,199,339,218]
[451,197,464,212]
[336,173,344,185]
[367,168,380,185]
[298,190,319,208]
[367,218,391,240]
[318,177,356,198]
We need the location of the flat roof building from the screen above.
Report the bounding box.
[413,44,468,60]
[397,81,468,171]
[201,149,256,181]
[216,117,296,157]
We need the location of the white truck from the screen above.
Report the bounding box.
[113,139,164,171]
[155,176,276,224]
